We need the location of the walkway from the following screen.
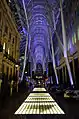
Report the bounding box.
[15,88,65,114]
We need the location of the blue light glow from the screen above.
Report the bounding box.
[19,0,63,83]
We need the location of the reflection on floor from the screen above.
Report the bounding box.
[15,88,65,114]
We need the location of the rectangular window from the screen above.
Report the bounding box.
[5,25,8,34]
[74,33,76,43]
[8,33,11,42]
[8,48,9,54]
[6,66,9,80]
[9,33,11,39]
[2,64,4,74]
[0,12,1,22]
[3,42,5,50]
[12,51,13,58]
[77,27,79,40]
[15,36,17,44]
[72,33,77,44]
[10,68,12,76]
[68,40,70,50]
[12,38,14,43]
[76,6,79,17]
[72,35,74,45]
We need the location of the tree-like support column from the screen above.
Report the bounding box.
[49,27,59,85]
[59,0,73,86]
[21,0,30,81]
[52,0,74,86]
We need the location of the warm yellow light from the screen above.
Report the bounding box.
[3,42,5,50]
[33,88,46,91]
[8,48,9,54]
[15,65,18,68]
[74,33,76,43]
[77,27,79,40]
[15,88,65,114]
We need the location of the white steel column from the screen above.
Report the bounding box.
[21,0,30,81]
[60,0,73,85]
[49,27,59,85]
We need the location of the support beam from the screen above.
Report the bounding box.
[72,59,76,87]
[64,65,67,84]
[58,69,60,84]
[49,27,59,85]
[32,57,36,71]
[55,31,64,52]
[21,36,28,81]
[62,67,64,84]
[60,0,73,86]
[52,10,64,53]
[21,0,29,81]
[52,0,73,86]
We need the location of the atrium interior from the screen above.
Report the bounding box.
[0,0,79,119]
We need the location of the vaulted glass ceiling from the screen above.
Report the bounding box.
[9,0,64,79]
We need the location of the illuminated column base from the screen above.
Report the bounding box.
[65,58,73,85]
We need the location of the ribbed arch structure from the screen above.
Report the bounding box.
[27,1,51,71]
[11,0,74,85]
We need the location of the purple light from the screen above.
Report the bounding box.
[21,0,61,82]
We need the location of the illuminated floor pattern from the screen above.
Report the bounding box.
[33,88,46,92]
[15,88,65,114]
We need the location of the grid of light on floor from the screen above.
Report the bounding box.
[29,93,51,97]
[15,88,65,114]
[33,88,46,91]
[24,96,54,102]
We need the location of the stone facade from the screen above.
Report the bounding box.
[55,0,79,88]
[0,0,20,95]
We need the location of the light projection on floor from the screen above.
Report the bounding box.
[33,88,46,91]
[15,88,65,114]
